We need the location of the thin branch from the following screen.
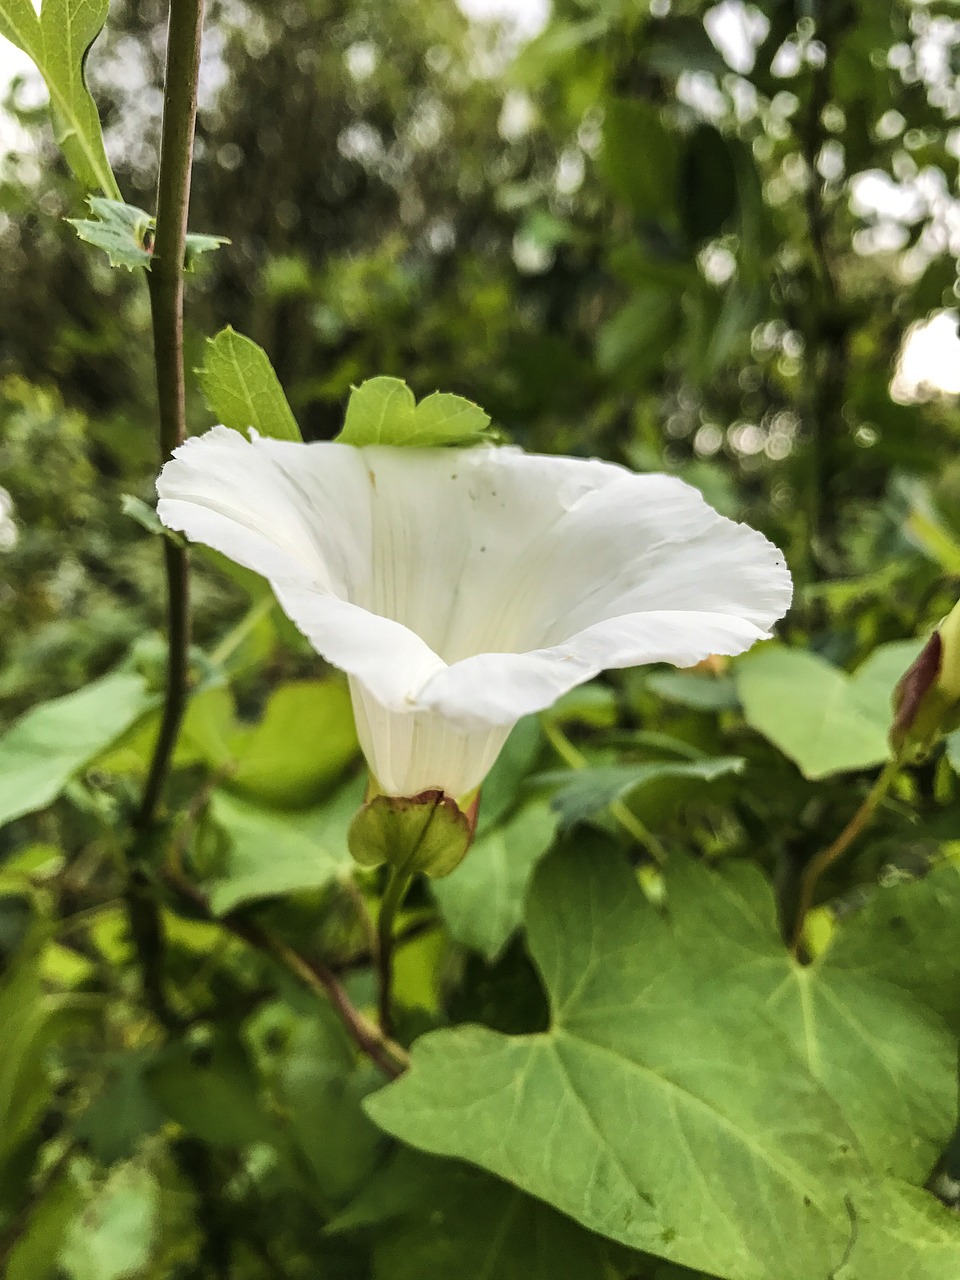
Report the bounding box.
[163,861,409,1078]
[136,0,207,831]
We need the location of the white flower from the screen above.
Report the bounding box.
[157,427,792,799]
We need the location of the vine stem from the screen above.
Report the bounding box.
[376,865,414,1036]
[790,758,900,958]
[135,0,206,831]
[541,714,669,864]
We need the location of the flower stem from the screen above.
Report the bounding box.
[541,715,669,864]
[790,757,900,957]
[136,0,206,831]
[377,864,414,1036]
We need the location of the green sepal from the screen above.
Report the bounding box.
[348,790,476,878]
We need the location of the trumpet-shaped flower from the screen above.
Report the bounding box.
[157,427,792,800]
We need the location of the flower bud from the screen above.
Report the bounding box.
[348,789,479,878]
[890,599,960,755]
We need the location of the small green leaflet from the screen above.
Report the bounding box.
[0,0,119,196]
[68,198,228,272]
[199,327,302,442]
[336,376,493,448]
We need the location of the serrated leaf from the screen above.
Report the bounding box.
[68,198,228,272]
[67,197,152,269]
[336,377,492,448]
[338,377,415,445]
[410,391,491,445]
[0,672,156,828]
[199,327,302,442]
[0,0,119,196]
[736,640,924,779]
[367,844,960,1279]
[545,756,744,830]
[183,230,229,272]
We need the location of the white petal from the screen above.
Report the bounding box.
[349,679,510,798]
[156,426,446,709]
[157,427,792,795]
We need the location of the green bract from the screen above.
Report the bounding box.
[335,376,493,448]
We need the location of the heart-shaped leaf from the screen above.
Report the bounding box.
[367,844,960,1279]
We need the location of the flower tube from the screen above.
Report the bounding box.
[157,427,792,803]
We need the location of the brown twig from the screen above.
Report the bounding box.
[163,862,409,1078]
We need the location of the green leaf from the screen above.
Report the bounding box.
[736,641,924,779]
[838,1182,960,1279]
[206,778,361,915]
[75,1051,166,1164]
[645,669,740,711]
[337,1150,609,1280]
[278,1008,385,1203]
[6,1173,85,1280]
[596,291,681,382]
[546,756,744,830]
[227,680,359,806]
[0,672,155,827]
[432,801,558,961]
[199,326,302,442]
[146,1031,275,1148]
[68,199,229,271]
[823,861,960,1034]
[476,716,542,830]
[60,1163,159,1280]
[67,197,152,269]
[678,124,738,244]
[411,391,491,444]
[183,230,229,272]
[0,0,118,196]
[336,377,492,448]
[598,99,677,223]
[367,844,960,1279]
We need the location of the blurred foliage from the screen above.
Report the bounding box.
[4,0,960,1275]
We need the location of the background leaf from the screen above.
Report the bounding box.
[736,641,923,779]
[0,0,119,195]
[0,673,155,827]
